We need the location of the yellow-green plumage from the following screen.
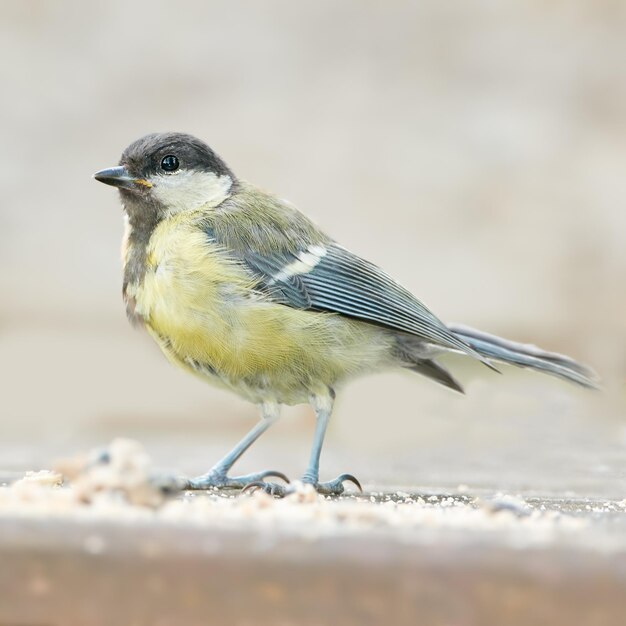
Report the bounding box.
[126,200,396,405]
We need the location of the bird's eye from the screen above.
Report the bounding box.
[160,155,179,172]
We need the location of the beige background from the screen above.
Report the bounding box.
[1,1,624,492]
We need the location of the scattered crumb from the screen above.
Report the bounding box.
[0,439,618,548]
[13,470,63,487]
[476,494,531,517]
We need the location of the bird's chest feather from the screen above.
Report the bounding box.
[123,217,256,366]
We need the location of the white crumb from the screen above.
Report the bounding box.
[0,439,610,547]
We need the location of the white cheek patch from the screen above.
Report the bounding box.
[272,244,327,282]
[150,170,233,213]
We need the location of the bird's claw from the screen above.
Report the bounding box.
[249,470,290,484]
[314,473,363,496]
[185,469,290,491]
[243,473,363,498]
[242,480,289,497]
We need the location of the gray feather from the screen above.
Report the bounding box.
[448,324,600,389]
[242,242,489,362]
[408,360,465,393]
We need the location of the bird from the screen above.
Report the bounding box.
[94,132,599,496]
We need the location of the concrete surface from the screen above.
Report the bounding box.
[1,430,626,626]
[1,486,626,626]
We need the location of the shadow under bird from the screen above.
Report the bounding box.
[94,132,599,496]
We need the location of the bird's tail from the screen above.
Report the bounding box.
[448,323,600,389]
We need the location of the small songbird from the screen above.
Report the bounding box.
[94,132,598,496]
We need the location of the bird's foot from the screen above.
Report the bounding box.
[310,473,362,496]
[184,468,290,491]
[243,473,362,498]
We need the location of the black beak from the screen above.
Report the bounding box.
[93,166,152,190]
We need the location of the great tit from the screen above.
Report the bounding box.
[94,132,598,496]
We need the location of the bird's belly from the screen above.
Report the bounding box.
[150,306,392,404]
[141,288,393,404]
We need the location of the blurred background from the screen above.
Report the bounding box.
[1,0,624,495]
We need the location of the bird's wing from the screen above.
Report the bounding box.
[205,188,486,361]
[244,242,483,359]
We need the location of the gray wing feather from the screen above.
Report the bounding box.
[244,242,485,360]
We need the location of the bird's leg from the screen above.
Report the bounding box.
[185,403,289,490]
[300,391,362,495]
[300,392,332,485]
[244,390,361,497]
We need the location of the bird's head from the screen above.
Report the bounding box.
[94,132,235,222]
